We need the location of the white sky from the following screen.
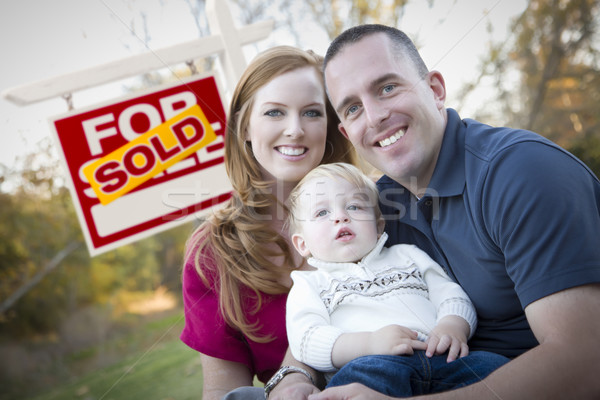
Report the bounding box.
[0,0,527,172]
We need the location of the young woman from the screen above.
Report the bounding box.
[180,46,356,400]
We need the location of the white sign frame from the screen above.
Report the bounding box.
[49,73,231,256]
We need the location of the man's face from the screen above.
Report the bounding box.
[325,33,447,191]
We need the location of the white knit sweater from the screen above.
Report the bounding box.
[286,233,477,372]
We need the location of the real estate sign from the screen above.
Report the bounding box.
[50,74,232,256]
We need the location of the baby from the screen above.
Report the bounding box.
[285,162,508,397]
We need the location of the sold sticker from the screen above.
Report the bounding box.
[83,104,217,205]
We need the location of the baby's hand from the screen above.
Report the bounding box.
[426,315,470,362]
[370,324,427,356]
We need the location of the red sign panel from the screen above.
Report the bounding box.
[50,75,232,256]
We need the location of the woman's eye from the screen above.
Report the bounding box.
[304,109,322,118]
[347,205,359,211]
[265,109,283,117]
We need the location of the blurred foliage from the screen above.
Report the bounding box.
[462,0,600,176]
[0,143,193,339]
[219,0,432,53]
[300,0,414,39]
[569,134,600,174]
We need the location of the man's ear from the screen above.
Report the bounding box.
[338,122,350,140]
[428,70,447,110]
[291,233,311,258]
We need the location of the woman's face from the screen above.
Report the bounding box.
[246,67,328,185]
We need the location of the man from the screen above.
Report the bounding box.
[307,24,600,399]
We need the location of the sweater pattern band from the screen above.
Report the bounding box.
[319,266,429,314]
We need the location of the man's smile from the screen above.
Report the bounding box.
[377,129,405,147]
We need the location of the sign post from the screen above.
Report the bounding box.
[2,0,273,107]
[3,0,274,255]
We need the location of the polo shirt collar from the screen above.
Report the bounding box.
[426,108,466,198]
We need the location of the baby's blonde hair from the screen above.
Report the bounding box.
[287,162,383,235]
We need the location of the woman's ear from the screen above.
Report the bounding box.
[291,233,311,258]
[236,110,251,142]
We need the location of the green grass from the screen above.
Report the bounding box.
[4,309,263,400]
[28,339,204,400]
[14,310,205,400]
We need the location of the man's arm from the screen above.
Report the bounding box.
[200,354,254,400]
[310,283,600,400]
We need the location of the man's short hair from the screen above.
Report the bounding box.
[324,24,429,79]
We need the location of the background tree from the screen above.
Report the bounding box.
[305,0,415,38]
[462,0,600,176]
[0,138,188,338]
[0,140,87,335]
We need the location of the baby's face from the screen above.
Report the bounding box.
[292,176,379,263]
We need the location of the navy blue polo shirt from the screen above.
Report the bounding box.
[378,108,600,358]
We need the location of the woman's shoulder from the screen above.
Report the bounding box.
[182,222,220,287]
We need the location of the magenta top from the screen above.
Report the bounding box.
[180,244,288,384]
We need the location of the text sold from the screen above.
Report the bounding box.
[83,105,217,205]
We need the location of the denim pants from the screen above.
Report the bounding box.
[328,351,509,397]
